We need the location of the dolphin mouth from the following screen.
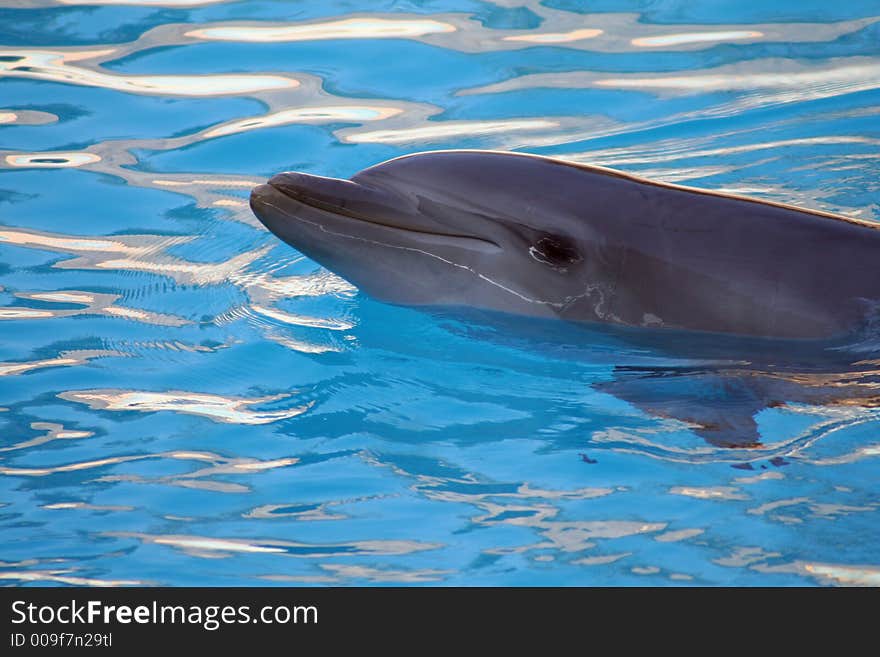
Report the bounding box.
[260,172,500,249]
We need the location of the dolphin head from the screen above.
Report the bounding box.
[250,150,619,320]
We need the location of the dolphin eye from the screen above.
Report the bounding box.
[529,234,581,270]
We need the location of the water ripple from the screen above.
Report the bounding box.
[0,49,298,96]
[106,532,441,558]
[186,18,457,43]
[1,0,878,586]
[59,389,312,424]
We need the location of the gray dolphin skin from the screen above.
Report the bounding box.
[249,149,880,341]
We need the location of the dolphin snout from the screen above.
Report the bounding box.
[268,172,354,211]
[260,170,467,237]
[267,171,410,220]
[254,169,492,243]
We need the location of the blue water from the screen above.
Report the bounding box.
[1,0,879,586]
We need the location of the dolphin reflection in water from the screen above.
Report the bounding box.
[250,150,880,448]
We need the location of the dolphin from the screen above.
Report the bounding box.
[249,149,880,341]
[250,150,880,449]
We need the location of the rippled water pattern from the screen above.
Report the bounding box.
[1,0,879,586]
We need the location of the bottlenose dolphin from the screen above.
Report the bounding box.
[251,152,880,449]
[250,149,880,341]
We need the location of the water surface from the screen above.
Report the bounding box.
[1,0,879,586]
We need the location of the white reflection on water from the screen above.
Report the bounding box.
[589,403,880,465]
[595,60,880,94]
[0,108,56,125]
[562,136,880,168]
[669,486,748,500]
[654,528,705,543]
[748,497,873,521]
[716,551,880,586]
[344,119,560,144]
[0,50,298,96]
[0,227,183,256]
[801,562,880,586]
[532,521,667,554]
[1,453,162,477]
[60,389,312,424]
[262,564,454,583]
[258,332,346,355]
[42,501,134,511]
[0,570,144,586]
[0,225,262,289]
[5,151,101,168]
[1,289,189,326]
[364,452,674,560]
[153,178,261,189]
[804,443,880,465]
[0,224,356,352]
[1,448,300,497]
[0,421,93,452]
[245,502,348,521]
[556,128,880,219]
[316,564,452,583]
[93,452,301,493]
[573,552,631,566]
[169,11,876,53]
[464,57,880,98]
[58,0,226,5]
[105,532,441,558]
[503,28,603,44]
[631,30,763,47]
[734,471,785,484]
[203,105,403,139]
[186,18,457,43]
[250,304,354,330]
